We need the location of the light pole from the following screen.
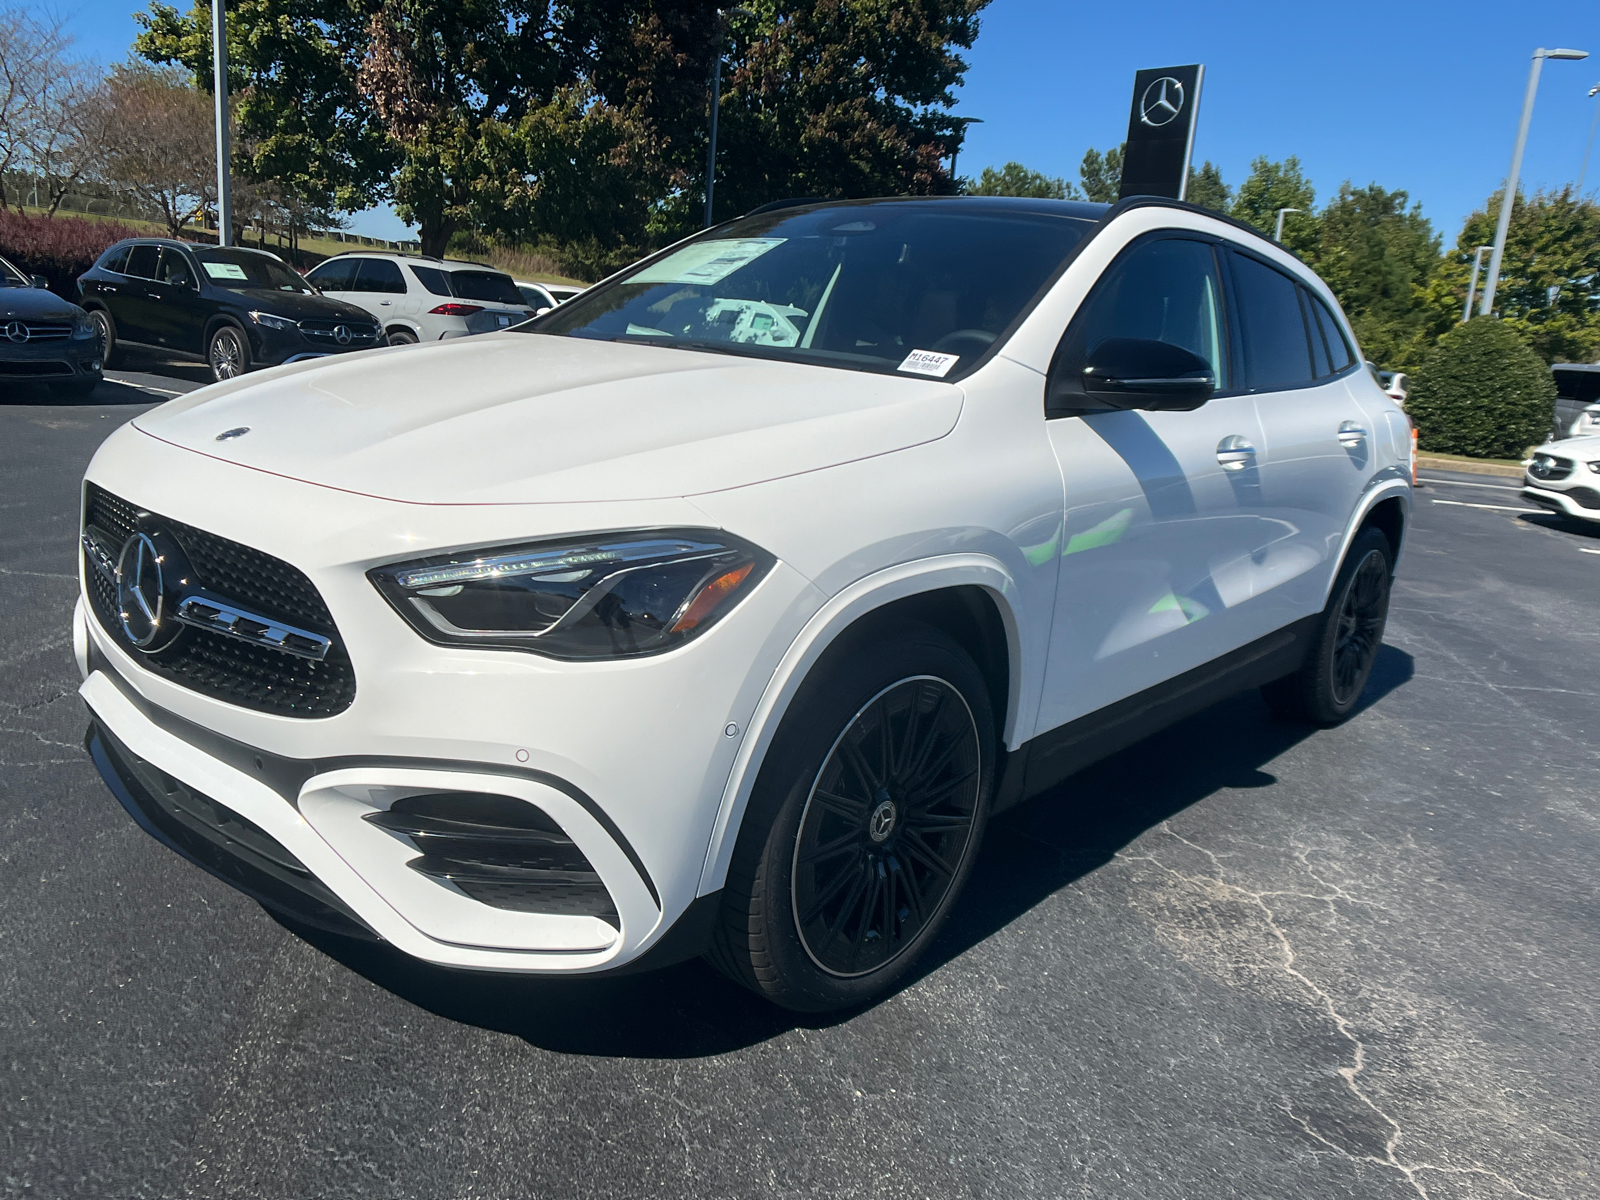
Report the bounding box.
[1579,83,1600,194]
[1481,47,1588,317]
[1274,207,1300,242]
[212,0,232,246]
[1463,244,1494,321]
[947,117,983,188]
[704,8,752,228]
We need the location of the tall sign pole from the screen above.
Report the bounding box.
[212,0,232,247]
[704,50,720,228]
[1118,64,1204,201]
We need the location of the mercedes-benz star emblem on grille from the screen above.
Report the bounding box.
[3,320,26,343]
[215,427,250,442]
[1139,76,1185,127]
[333,324,352,345]
[115,532,169,650]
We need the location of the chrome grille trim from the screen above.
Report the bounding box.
[174,596,331,661]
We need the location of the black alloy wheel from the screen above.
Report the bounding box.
[208,325,249,382]
[89,309,122,368]
[708,622,995,1011]
[791,676,982,978]
[1261,525,1393,725]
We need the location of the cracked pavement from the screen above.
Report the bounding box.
[0,387,1596,1199]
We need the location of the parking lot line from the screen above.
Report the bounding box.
[1417,476,1521,492]
[1580,548,1600,555]
[1430,499,1541,513]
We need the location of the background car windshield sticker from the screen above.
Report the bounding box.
[632,239,786,286]
[898,349,960,377]
[202,262,249,280]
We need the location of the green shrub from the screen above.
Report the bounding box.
[1407,317,1556,458]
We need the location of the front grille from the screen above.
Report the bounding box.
[82,483,356,718]
[88,718,378,941]
[298,319,381,347]
[365,792,619,925]
[0,360,72,376]
[4,322,71,342]
[1528,454,1574,481]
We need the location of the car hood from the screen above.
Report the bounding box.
[132,333,964,504]
[0,286,82,320]
[1536,434,1600,457]
[220,288,374,322]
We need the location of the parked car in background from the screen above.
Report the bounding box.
[77,195,1410,1011]
[305,252,537,345]
[1380,370,1408,408]
[1522,434,1600,522]
[77,241,382,384]
[516,280,586,310]
[1,251,101,396]
[1551,363,1600,439]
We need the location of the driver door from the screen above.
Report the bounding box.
[1036,233,1277,739]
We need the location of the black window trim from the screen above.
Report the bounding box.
[1222,243,1361,394]
[1045,227,1243,420]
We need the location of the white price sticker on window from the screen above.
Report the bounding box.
[202,262,248,280]
[632,238,786,286]
[897,349,960,377]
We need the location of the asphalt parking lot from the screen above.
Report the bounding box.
[2,375,1597,1198]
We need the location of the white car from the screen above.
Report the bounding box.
[1522,435,1600,521]
[304,252,537,345]
[75,196,1411,1010]
[516,280,586,311]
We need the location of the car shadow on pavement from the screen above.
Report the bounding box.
[2,378,160,406]
[284,645,1414,1060]
[1519,511,1600,542]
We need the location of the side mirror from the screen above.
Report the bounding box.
[1081,338,1215,412]
[535,305,552,317]
[29,274,49,290]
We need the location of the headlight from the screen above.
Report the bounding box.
[71,312,95,339]
[369,530,774,659]
[249,311,295,331]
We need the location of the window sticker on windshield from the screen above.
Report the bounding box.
[202,262,248,280]
[898,349,960,377]
[632,239,785,286]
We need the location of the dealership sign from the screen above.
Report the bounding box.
[1118,64,1205,201]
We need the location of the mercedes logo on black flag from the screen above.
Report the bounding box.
[1119,64,1205,201]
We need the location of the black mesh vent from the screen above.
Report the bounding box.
[82,483,356,718]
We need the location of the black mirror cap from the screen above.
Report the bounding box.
[1082,337,1215,411]
[29,274,49,290]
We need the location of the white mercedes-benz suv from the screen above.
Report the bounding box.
[76,196,1411,1010]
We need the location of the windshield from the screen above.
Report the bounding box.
[530,201,1094,376]
[194,248,311,292]
[451,269,525,305]
[0,255,26,287]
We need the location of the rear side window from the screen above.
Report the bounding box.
[124,245,159,279]
[449,270,524,305]
[307,259,356,291]
[354,258,406,294]
[1231,252,1312,391]
[100,246,131,273]
[409,265,454,296]
[1306,291,1355,374]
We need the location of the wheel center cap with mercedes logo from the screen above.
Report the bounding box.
[115,531,183,651]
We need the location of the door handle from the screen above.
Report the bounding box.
[1216,435,1256,470]
[1337,421,1367,446]
[379,300,392,306]
[103,284,118,293]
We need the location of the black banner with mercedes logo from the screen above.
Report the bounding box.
[1118,64,1205,201]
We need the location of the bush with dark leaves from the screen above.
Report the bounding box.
[1407,317,1556,459]
[0,209,147,300]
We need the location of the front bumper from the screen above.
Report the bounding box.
[0,333,101,381]
[250,322,382,368]
[1522,481,1600,521]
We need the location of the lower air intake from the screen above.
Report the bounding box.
[364,792,619,925]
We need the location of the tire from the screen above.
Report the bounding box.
[386,328,418,346]
[708,621,995,1011]
[88,308,122,368]
[1261,526,1393,725]
[207,324,250,382]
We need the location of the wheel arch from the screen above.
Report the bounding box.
[1324,478,1410,606]
[383,320,422,340]
[696,554,1027,897]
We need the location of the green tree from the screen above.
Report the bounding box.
[1420,186,1600,364]
[1309,182,1439,370]
[1230,155,1316,252]
[1185,160,1229,213]
[1078,144,1122,203]
[970,161,1075,199]
[1406,317,1555,458]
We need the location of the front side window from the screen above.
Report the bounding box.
[531,201,1094,377]
[449,269,524,305]
[307,259,356,291]
[1232,252,1313,391]
[354,258,406,294]
[156,248,194,288]
[1053,236,1229,393]
[0,255,26,286]
[195,248,311,292]
[125,245,159,279]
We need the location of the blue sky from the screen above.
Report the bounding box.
[49,0,1600,244]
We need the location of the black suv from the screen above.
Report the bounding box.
[77,240,382,383]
